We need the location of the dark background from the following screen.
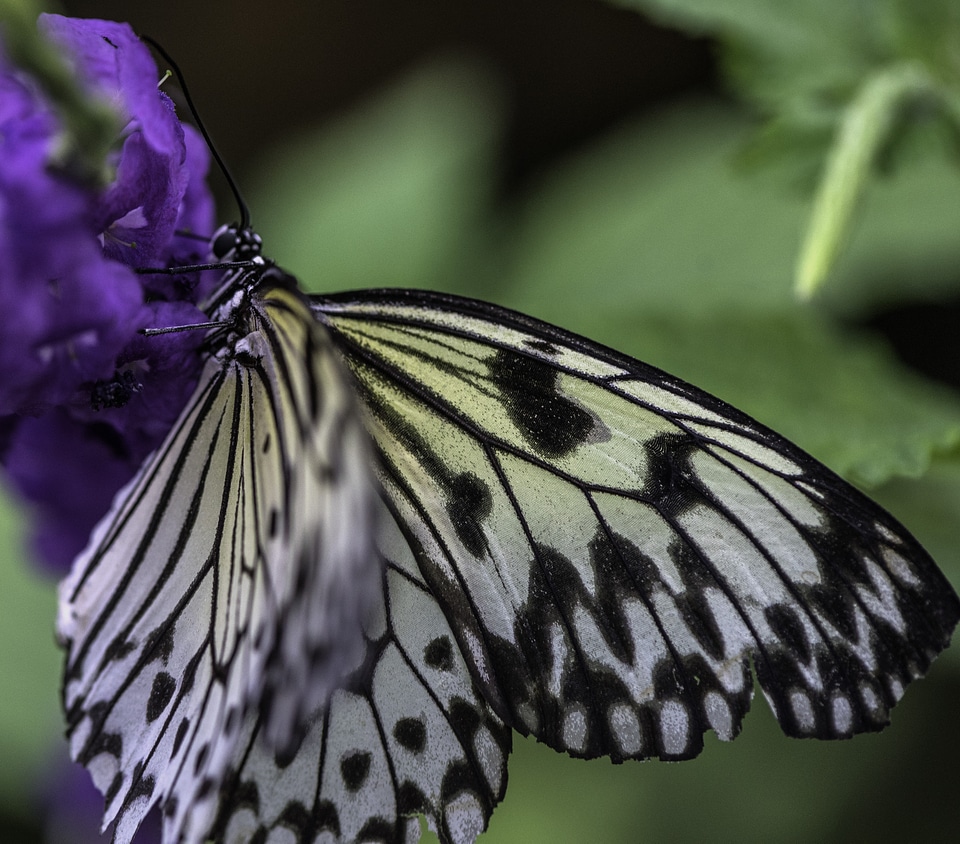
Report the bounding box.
[61,0,717,202]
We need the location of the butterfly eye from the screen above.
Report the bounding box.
[211,223,239,259]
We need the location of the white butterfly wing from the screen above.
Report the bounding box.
[59,278,959,844]
[211,506,511,844]
[312,289,959,766]
[57,278,380,844]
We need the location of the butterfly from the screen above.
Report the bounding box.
[56,218,960,844]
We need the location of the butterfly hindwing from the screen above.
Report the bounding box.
[312,288,960,764]
[211,504,511,844]
[57,273,381,844]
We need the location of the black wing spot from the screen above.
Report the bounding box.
[397,780,429,815]
[172,717,190,758]
[525,339,557,354]
[194,741,210,775]
[268,506,279,539]
[488,350,595,458]
[358,818,398,842]
[340,751,372,792]
[146,672,176,723]
[447,472,492,558]
[393,717,427,754]
[424,636,454,671]
[639,432,708,520]
[766,604,813,665]
[314,800,341,837]
[143,624,175,665]
[104,634,137,663]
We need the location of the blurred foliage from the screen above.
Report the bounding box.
[0,488,61,834]
[3,2,960,843]
[610,0,960,294]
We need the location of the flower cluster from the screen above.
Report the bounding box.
[0,14,217,573]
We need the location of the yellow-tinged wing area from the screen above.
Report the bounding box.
[312,289,959,766]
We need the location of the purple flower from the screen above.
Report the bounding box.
[0,14,216,572]
[40,753,161,844]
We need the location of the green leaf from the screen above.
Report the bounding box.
[794,63,940,297]
[245,59,502,297]
[0,488,62,821]
[501,98,960,319]
[608,1,960,291]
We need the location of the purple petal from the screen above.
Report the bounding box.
[0,15,218,575]
[40,751,161,844]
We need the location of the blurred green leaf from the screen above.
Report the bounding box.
[607,0,960,291]
[0,488,61,822]
[500,99,960,320]
[246,58,503,298]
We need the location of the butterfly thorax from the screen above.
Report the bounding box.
[202,224,305,364]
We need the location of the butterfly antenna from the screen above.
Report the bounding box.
[140,35,251,230]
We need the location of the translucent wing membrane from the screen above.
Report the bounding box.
[60,278,958,844]
[211,508,510,844]
[312,289,959,764]
[57,274,380,844]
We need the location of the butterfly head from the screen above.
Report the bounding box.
[211,223,263,262]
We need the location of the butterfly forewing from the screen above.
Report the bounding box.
[57,272,381,844]
[312,289,959,763]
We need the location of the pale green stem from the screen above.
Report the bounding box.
[794,62,939,299]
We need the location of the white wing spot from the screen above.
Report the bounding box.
[888,676,905,703]
[473,726,504,793]
[562,706,588,753]
[443,791,487,844]
[266,828,297,844]
[874,521,899,544]
[608,703,642,756]
[223,806,258,844]
[831,695,853,735]
[517,702,539,734]
[883,547,921,587]
[860,683,880,714]
[659,699,689,756]
[704,691,734,741]
[789,689,816,734]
